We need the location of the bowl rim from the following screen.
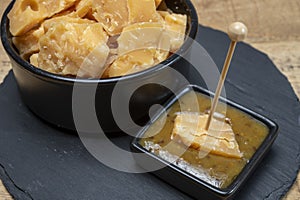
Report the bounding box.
[1,0,199,84]
[131,84,279,198]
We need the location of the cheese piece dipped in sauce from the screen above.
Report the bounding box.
[140,92,269,188]
[172,112,243,159]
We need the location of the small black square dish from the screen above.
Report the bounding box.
[131,85,279,200]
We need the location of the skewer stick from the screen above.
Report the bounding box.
[205,22,248,131]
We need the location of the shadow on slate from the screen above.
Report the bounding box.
[0,25,299,200]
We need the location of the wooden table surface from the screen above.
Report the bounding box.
[0,0,299,199]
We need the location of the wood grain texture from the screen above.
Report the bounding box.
[0,0,11,83]
[191,0,300,99]
[192,0,300,43]
[0,0,299,199]
[1,1,17,199]
[0,180,12,200]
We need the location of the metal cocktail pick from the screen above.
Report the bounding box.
[205,22,248,131]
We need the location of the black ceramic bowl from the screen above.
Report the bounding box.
[1,0,198,133]
[131,85,279,200]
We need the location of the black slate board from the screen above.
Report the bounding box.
[0,25,299,200]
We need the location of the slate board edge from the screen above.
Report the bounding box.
[0,162,31,200]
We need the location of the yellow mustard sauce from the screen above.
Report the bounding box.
[140,92,269,188]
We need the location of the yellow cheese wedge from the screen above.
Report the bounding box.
[107,48,169,77]
[12,25,44,60]
[74,0,93,18]
[12,14,87,60]
[160,12,187,52]
[38,20,109,78]
[8,0,77,36]
[127,0,162,24]
[42,15,94,32]
[29,53,39,67]
[172,112,243,159]
[155,0,163,7]
[117,22,170,56]
[92,0,129,36]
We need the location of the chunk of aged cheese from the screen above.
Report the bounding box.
[8,0,188,79]
[92,0,129,36]
[155,0,163,7]
[127,0,162,24]
[118,22,170,56]
[42,15,94,32]
[38,20,109,78]
[12,25,45,60]
[107,48,168,77]
[8,0,77,36]
[29,53,39,67]
[75,0,93,18]
[172,112,243,159]
[160,12,187,52]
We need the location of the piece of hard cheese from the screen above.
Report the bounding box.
[107,48,168,77]
[12,25,45,60]
[128,0,162,24]
[155,0,163,7]
[172,112,243,159]
[8,0,77,36]
[160,12,187,52]
[93,0,129,36]
[29,53,39,67]
[117,22,170,56]
[75,0,93,18]
[38,18,109,78]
